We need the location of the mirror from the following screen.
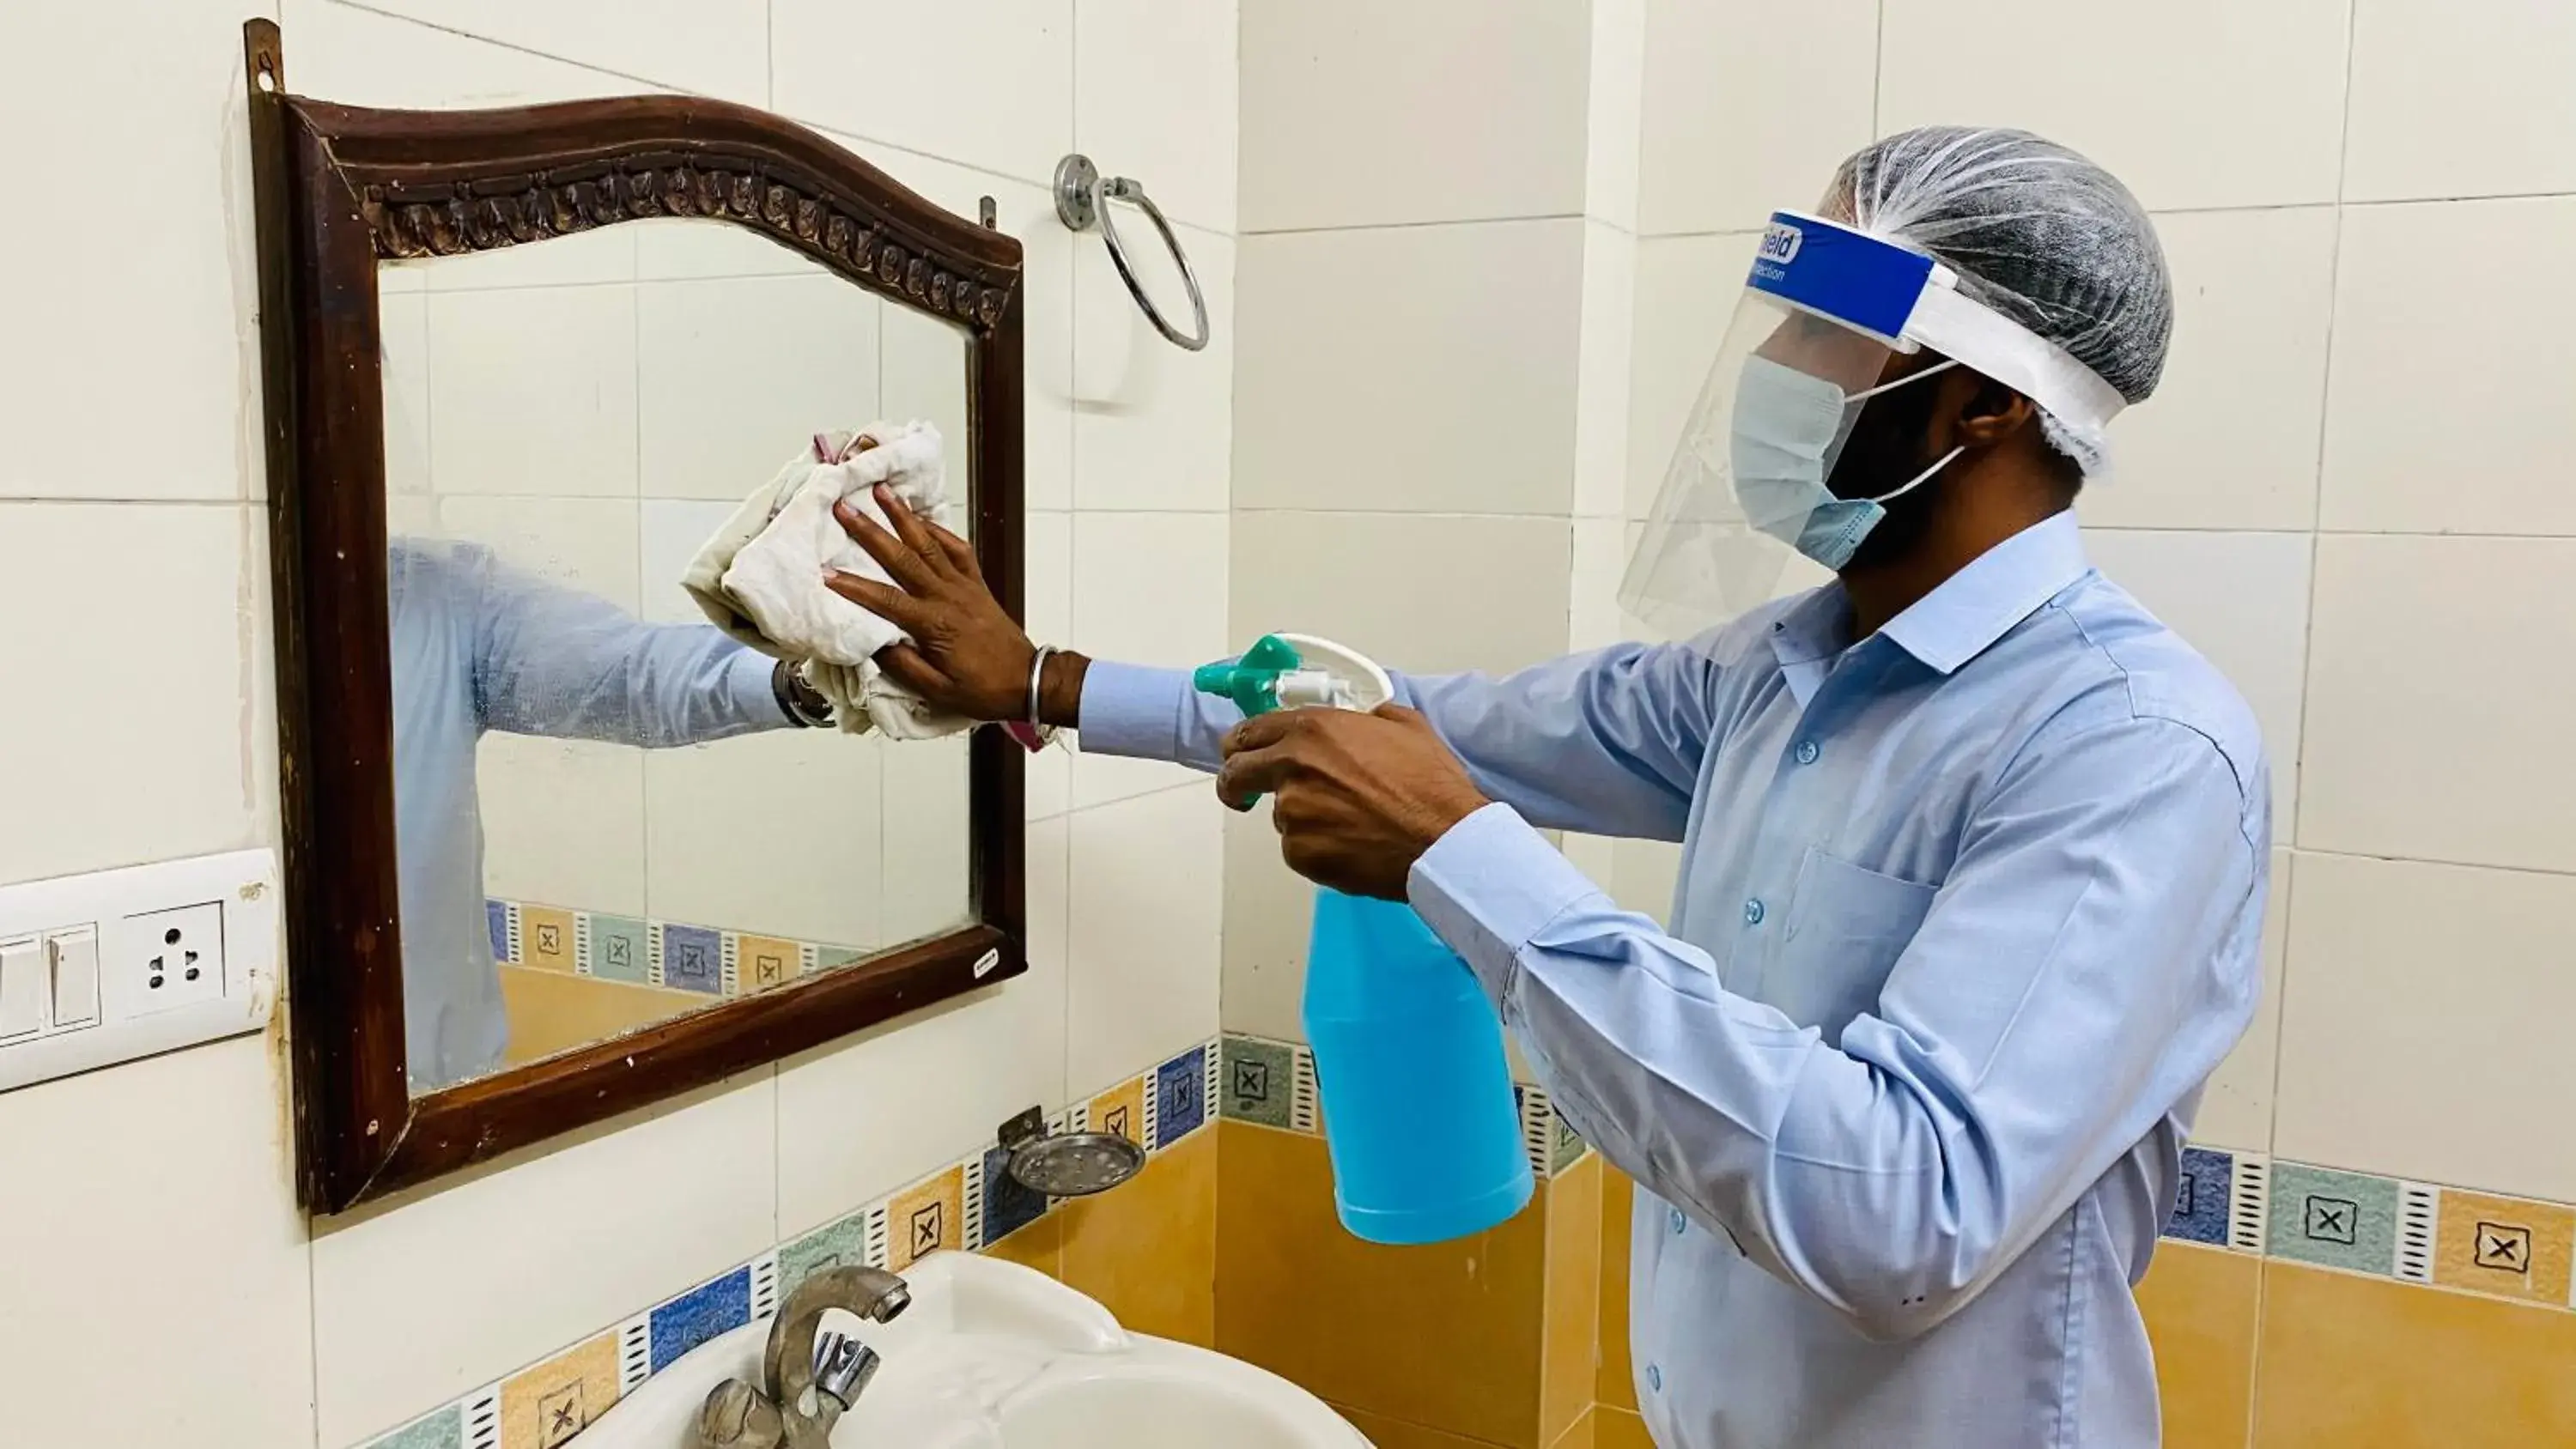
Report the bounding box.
[248,23,1030,1210]
[378,221,978,1094]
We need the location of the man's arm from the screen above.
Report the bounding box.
[1407,714,2264,1342]
[465,545,794,747]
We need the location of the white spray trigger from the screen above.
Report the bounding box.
[1272,634,1394,712]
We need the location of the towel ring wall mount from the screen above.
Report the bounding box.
[1053,154,1210,353]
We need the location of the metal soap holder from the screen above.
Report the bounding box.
[995,1105,1145,1197]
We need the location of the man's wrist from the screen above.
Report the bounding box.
[1036,650,1089,730]
[773,659,833,728]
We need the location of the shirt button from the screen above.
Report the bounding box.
[1742,898,1765,926]
[1648,1364,1664,1393]
[1795,739,1820,765]
[1670,1208,1688,1235]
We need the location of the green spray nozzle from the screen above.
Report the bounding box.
[1193,634,1305,717]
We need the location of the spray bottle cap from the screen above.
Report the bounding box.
[1192,634,1306,717]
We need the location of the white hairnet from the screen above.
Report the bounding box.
[1826,126,2172,476]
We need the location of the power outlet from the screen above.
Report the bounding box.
[109,901,226,1019]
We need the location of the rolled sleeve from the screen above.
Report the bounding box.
[1407,802,1604,1003]
[1078,662,1224,768]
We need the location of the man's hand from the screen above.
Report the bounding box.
[1215,706,1492,900]
[828,487,1083,724]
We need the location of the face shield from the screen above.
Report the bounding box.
[1619,210,2131,640]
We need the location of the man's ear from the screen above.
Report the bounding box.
[1950,373,2038,449]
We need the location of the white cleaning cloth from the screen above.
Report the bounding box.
[683,423,974,740]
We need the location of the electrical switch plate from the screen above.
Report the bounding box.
[0,850,276,1095]
[0,937,43,1040]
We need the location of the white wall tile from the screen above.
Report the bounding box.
[312,1071,778,1446]
[1876,0,2352,213]
[1221,802,1309,1041]
[1069,512,1228,808]
[1234,221,1586,516]
[1069,788,1223,1096]
[477,737,648,916]
[2085,530,2311,829]
[882,305,976,481]
[428,285,640,500]
[381,289,434,502]
[0,0,263,500]
[774,0,1072,185]
[637,273,884,500]
[1635,0,1877,236]
[878,734,976,946]
[282,0,650,109]
[1072,227,1236,512]
[1626,233,1758,518]
[1024,512,1074,822]
[645,731,886,945]
[434,494,642,606]
[2191,850,2291,1154]
[420,226,637,293]
[1238,0,1591,232]
[2275,852,2576,1203]
[0,505,261,882]
[1231,512,1573,676]
[347,0,766,101]
[1573,224,1637,521]
[640,498,739,623]
[2345,2,2576,203]
[2083,206,2336,532]
[775,817,1067,1233]
[0,1039,313,1446]
[635,219,814,282]
[2300,535,2576,871]
[1583,0,1646,230]
[2321,197,2576,536]
[1610,837,1683,923]
[1074,0,1239,233]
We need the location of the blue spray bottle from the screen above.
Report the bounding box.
[1196,634,1534,1245]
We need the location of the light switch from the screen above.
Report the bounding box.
[46,928,97,1028]
[0,937,43,1040]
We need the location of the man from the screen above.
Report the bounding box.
[834,126,2266,1447]
[391,537,833,1091]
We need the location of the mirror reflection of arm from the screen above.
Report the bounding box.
[1073,646,1720,841]
[459,543,792,747]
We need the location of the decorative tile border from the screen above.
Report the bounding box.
[355,1040,1222,1449]
[1217,1031,1595,1181]
[486,897,839,1000]
[2159,1144,2576,1313]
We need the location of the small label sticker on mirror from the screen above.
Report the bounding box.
[973,949,1000,979]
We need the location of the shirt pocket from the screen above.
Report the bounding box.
[1765,846,1938,1047]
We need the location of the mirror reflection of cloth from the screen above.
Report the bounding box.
[386,539,795,1091]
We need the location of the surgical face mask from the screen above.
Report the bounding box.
[1729,355,1964,572]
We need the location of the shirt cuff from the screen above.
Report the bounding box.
[1077,661,1196,761]
[1407,802,1605,1004]
[730,649,793,724]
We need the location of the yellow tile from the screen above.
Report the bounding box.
[887,1167,964,1270]
[736,935,799,995]
[499,1331,617,1449]
[519,906,576,973]
[2434,1188,2576,1307]
[2135,1242,2257,1449]
[1548,1404,1596,1449]
[1061,1128,1218,1348]
[1331,1403,1507,1449]
[1540,1155,1603,1448]
[1089,1076,1146,1148]
[980,1215,1061,1280]
[2253,1259,2576,1445]
[1596,1169,1636,1412]
[1592,1406,1654,1449]
[496,967,705,1067]
[1216,1121,1546,1447]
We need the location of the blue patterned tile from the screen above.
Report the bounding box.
[778,1213,870,1295]
[648,1266,751,1372]
[367,1404,463,1449]
[485,900,511,964]
[1153,1046,1207,1149]
[2164,1147,2234,1246]
[661,924,723,995]
[589,914,649,985]
[981,1145,1048,1246]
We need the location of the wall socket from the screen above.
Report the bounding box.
[111,901,226,1018]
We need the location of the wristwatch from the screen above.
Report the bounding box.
[773,659,835,729]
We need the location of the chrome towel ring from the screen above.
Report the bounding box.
[1054,154,1211,353]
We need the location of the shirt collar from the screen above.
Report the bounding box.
[1766,511,2091,676]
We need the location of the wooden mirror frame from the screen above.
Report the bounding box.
[242,21,1028,1212]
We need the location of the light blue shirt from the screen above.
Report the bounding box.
[1079,512,2269,1448]
[388,540,790,1090]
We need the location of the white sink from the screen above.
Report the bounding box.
[576,1252,1370,1448]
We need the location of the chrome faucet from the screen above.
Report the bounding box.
[696,1265,913,1449]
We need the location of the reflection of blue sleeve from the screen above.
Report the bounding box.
[1406,718,2263,1342]
[1077,645,1721,840]
[467,549,788,746]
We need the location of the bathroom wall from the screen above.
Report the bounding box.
[1588,2,2576,1445]
[0,3,1233,1445]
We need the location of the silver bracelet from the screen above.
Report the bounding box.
[1025,644,1057,729]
